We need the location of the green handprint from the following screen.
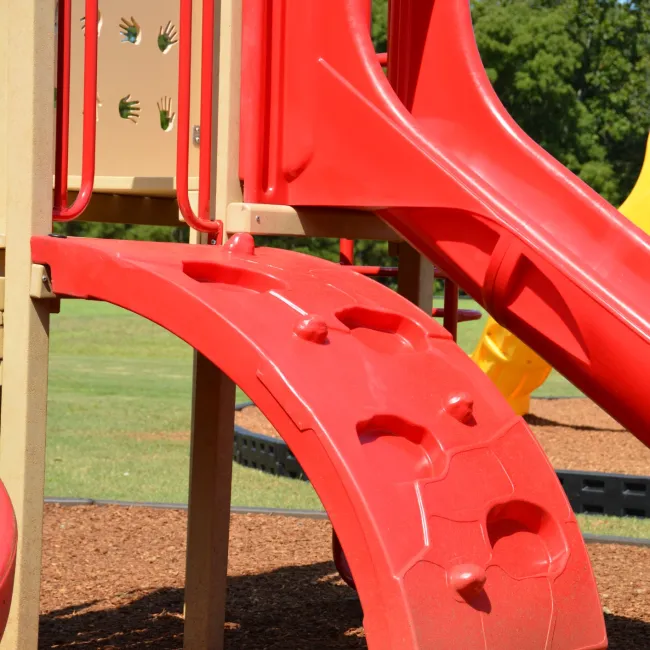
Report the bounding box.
[119,95,140,123]
[158,21,178,54]
[119,16,141,44]
[157,96,176,132]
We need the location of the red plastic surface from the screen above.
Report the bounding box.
[239,0,650,450]
[0,480,17,641]
[32,235,606,649]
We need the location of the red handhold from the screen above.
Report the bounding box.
[444,392,475,424]
[294,314,329,344]
[448,563,487,600]
[225,232,255,255]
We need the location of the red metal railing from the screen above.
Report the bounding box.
[339,240,481,339]
[53,0,98,221]
[176,0,223,241]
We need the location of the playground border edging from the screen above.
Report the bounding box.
[231,414,650,519]
[43,497,650,547]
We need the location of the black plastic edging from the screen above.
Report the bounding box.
[44,497,329,519]
[556,469,650,518]
[42,497,650,546]
[232,427,650,519]
[233,425,308,481]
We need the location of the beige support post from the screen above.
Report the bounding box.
[0,1,56,649]
[397,243,435,313]
[184,356,236,649]
[183,1,242,648]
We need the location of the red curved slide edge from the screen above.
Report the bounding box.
[239,0,650,448]
[32,235,605,649]
[0,479,17,641]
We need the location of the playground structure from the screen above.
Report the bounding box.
[2,0,650,648]
[470,136,650,415]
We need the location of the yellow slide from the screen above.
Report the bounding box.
[471,133,650,415]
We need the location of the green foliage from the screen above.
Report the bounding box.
[372,0,389,51]
[472,0,650,205]
[53,220,189,243]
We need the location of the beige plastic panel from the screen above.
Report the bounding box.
[64,0,204,196]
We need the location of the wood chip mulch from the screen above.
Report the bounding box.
[38,504,650,649]
[40,505,363,649]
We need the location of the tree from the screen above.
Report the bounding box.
[372,0,389,51]
[472,0,650,205]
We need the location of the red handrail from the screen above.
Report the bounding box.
[53,0,98,221]
[177,0,223,241]
[351,265,399,277]
[339,239,355,265]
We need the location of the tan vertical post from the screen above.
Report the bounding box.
[183,1,242,648]
[0,1,55,649]
[397,243,435,312]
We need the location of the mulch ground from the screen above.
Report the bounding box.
[37,398,650,648]
[40,506,363,649]
[39,505,650,649]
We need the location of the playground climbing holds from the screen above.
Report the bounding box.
[294,315,329,344]
[225,232,255,255]
[444,392,475,425]
[448,563,487,600]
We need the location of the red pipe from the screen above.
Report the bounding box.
[340,239,355,265]
[53,0,98,221]
[377,52,388,66]
[347,265,455,279]
[54,0,71,212]
[176,0,223,240]
[350,265,398,277]
[433,308,482,323]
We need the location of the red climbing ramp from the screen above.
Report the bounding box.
[240,0,650,450]
[32,234,606,649]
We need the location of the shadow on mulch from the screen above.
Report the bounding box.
[604,613,650,649]
[524,413,623,432]
[39,561,366,650]
[39,571,650,650]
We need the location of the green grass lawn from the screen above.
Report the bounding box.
[45,297,645,538]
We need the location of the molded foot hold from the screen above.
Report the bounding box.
[294,314,329,344]
[449,563,486,600]
[444,392,475,425]
[225,232,255,255]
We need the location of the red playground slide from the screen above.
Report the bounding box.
[240,0,650,450]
